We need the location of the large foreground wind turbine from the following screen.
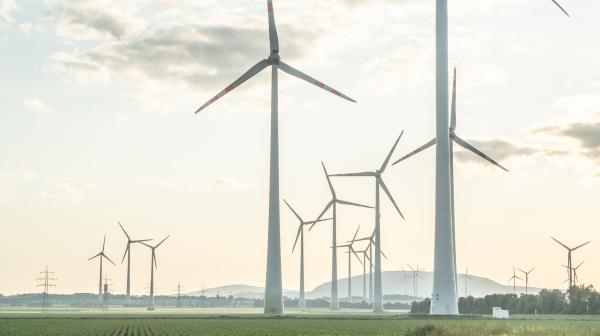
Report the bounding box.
[394,0,569,315]
[88,235,115,305]
[142,236,169,310]
[552,237,590,290]
[283,199,331,309]
[394,68,508,314]
[194,0,355,315]
[310,162,372,310]
[331,133,405,313]
[118,222,151,306]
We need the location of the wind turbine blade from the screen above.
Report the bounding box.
[132,239,153,243]
[351,225,360,243]
[380,131,404,172]
[392,138,436,166]
[572,241,591,251]
[407,264,416,272]
[575,261,585,269]
[380,250,388,260]
[451,134,509,172]
[351,248,363,265]
[195,59,269,113]
[118,221,130,240]
[155,236,170,249]
[309,200,333,231]
[278,62,356,103]
[311,217,333,224]
[330,172,375,177]
[337,199,373,209]
[121,244,129,264]
[350,237,371,243]
[379,178,404,219]
[88,253,101,261]
[103,254,116,266]
[267,0,279,52]
[551,237,570,250]
[450,68,457,131]
[550,0,570,17]
[102,235,106,253]
[153,254,158,270]
[292,226,302,253]
[321,162,336,198]
[528,267,536,274]
[283,199,303,223]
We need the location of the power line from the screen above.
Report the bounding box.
[36,265,57,312]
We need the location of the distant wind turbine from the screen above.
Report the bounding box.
[310,162,372,310]
[283,199,331,309]
[331,132,405,313]
[118,222,151,306]
[459,267,472,298]
[351,228,388,304]
[336,226,362,304]
[141,236,169,311]
[562,261,584,287]
[508,267,523,295]
[551,237,590,290]
[88,235,115,306]
[194,0,355,315]
[518,267,535,294]
[407,265,425,298]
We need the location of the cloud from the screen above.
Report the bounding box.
[537,121,600,163]
[23,98,53,114]
[48,0,146,41]
[0,170,38,181]
[0,0,17,23]
[51,22,314,90]
[454,138,540,165]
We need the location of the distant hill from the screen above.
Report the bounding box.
[191,271,544,300]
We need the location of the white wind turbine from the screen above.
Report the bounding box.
[283,199,331,309]
[88,235,115,306]
[336,226,362,304]
[352,228,389,305]
[118,222,151,306]
[310,162,372,310]
[330,133,405,313]
[194,0,355,315]
[141,236,169,311]
[392,0,570,315]
[393,68,508,314]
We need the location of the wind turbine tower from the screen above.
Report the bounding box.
[508,267,523,295]
[195,0,355,315]
[142,236,170,310]
[459,267,472,298]
[88,235,115,306]
[283,199,331,309]
[331,133,406,313]
[407,265,425,298]
[336,226,362,304]
[310,162,372,310]
[118,222,151,306]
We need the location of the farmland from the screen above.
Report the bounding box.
[2,311,600,336]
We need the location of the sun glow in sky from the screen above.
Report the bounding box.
[1,0,600,296]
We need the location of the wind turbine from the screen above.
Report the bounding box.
[563,261,584,287]
[118,222,151,306]
[459,267,473,298]
[407,265,424,298]
[551,0,570,16]
[392,0,569,315]
[141,236,169,310]
[88,235,115,306]
[330,133,405,313]
[518,267,535,294]
[336,226,362,304]
[508,267,523,295]
[283,199,331,309]
[355,246,371,302]
[194,0,355,315]
[393,68,508,314]
[351,228,388,304]
[310,162,372,310]
[551,237,590,290]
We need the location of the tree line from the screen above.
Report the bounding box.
[411,285,600,315]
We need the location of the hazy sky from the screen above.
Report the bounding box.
[1,0,600,296]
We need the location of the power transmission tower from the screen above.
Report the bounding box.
[36,266,57,312]
[102,275,113,311]
[175,283,184,308]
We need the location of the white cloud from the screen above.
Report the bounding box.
[23,98,53,114]
[0,0,17,23]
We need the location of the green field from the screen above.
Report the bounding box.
[2,311,600,336]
